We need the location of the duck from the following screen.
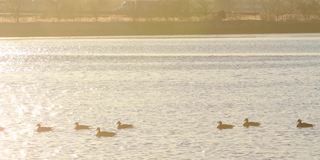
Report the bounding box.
[116,121,134,129]
[297,119,314,128]
[243,118,261,128]
[96,127,116,137]
[74,122,90,130]
[217,121,234,130]
[36,123,53,132]
[0,127,4,132]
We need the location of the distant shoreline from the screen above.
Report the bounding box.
[0,21,320,37]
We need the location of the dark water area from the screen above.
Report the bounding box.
[0,21,320,37]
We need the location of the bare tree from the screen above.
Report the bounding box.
[261,0,288,21]
[173,0,192,19]
[295,0,320,20]
[56,0,80,19]
[41,0,60,19]
[212,0,233,11]
[198,0,210,15]
[6,0,22,23]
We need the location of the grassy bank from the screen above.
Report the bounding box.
[0,21,320,37]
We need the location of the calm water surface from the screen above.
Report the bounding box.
[0,34,320,159]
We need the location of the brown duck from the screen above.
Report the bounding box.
[74,122,91,130]
[217,121,234,130]
[36,123,53,132]
[243,118,261,128]
[96,127,116,137]
[117,121,134,129]
[297,119,314,128]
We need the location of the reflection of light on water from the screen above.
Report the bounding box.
[20,149,26,159]
[31,105,42,117]
[71,154,78,158]
[0,37,320,159]
[16,105,26,117]
[50,112,57,118]
[0,40,28,56]
[53,147,62,156]
[12,132,18,141]
[3,148,9,155]
[26,124,35,137]
[0,106,3,115]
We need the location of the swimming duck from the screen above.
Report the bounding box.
[0,127,4,132]
[117,121,133,129]
[297,119,314,128]
[243,118,261,128]
[74,122,90,130]
[217,121,234,130]
[96,127,116,137]
[36,123,53,132]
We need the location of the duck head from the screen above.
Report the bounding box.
[217,121,222,125]
[244,118,249,122]
[297,119,302,123]
[74,122,79,126]
[96,127,101,132]
[36,123,41,127]
[116,121,121,125]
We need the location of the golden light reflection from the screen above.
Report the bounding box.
[0,40,29,56]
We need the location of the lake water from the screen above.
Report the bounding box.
[0,34,320,160]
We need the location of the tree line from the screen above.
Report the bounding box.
[0,0,319,23]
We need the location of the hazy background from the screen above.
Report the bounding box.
[0,0,319,23]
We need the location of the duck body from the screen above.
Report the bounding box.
[297,119,314,128]
[217,121,234,130]
[96,128,116,137]
[36,124,53,132]
[117,121,133,129]
[74,122,90,130]
[243,118,261,128]
[0,127,4,132]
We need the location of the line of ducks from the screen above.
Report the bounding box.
[217,118,314,129]
[0,119,315,135]
[0,121,134,138]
